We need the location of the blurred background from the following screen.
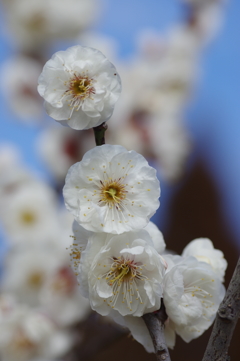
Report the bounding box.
[0,0,239,360]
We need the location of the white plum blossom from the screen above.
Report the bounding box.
[182,238,227,282]
[38,46,121,130]
[77,229,166,317]
[63,144,160,234]
[0,306,72,361]
[163,255,225,343]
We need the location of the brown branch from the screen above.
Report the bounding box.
[202,257,240,361]
[142,302,171,361]
[93,122,108,146]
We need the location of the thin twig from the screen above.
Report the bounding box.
[202,257,240,361]
[143,302,171,361]
[93,122,108,146]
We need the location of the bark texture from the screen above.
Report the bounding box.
[202,257,240,361]
[143,302,171,361]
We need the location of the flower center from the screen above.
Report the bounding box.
[100,181,127,206]
[98,256,147,311]
[63,74,96,115]
[68,74,95,101]
[27,13,45,32]
[72,78,92,96]
[107,257,143,286]
[20,211,36,225]
[104,186,119,201]
[15,333,35,349]
[27,271,44,288]
[10,329,36,357]
[109,262,131,285]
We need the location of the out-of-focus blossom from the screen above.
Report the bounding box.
[63,144,160,234]
[136,30,166,61]
[0,182,59,244]
[182,238,227,282]
[40,266,91,327]
[79,32,119,63]
[0,145,20,174]
[0,145,32,195]
[0,306,73,361]
[2,242,91,326]
[149,116,191,181]
[1,247,63,307]
[1,56,43,122]
[38,46,121,130]
[37,125,95,181]
[78,229,166,317]
[192,3,225,43]
[0,165,33,206]
[3,0,99,52]
[0,294,16,321]
[109,26,197,182]
[179,0,225,43]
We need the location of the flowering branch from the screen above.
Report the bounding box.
[142,302,171,361]
[93,122,108,146]
[202,257,240,361]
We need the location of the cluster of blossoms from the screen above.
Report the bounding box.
[0,146,92,361]
[63,144,227,351]
[1,0,226,183]
[36,44,228,353]
[2,0,98,53]
[0,0,228,356]
[36,0,225,184]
